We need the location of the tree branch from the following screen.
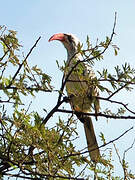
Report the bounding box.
[0,86,51,92]
[7,36,41,88]
[57,108,135,120]
[63,126,133,158]
[41,97,69,125]
[97,96,135,115]
[107,83,128,100]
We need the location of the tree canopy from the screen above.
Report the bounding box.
[0,15,135,179]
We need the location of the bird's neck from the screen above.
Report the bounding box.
[66,46,78,63]
[65,47,82,74]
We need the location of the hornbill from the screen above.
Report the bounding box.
[49,33,100,162]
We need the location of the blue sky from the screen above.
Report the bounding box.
[1,0,135,178]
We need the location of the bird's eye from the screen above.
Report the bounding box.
[67,35,72,43]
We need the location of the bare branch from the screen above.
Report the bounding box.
[107,84,128,100]
[0,50,9,61]
[98,96,135,115]
[75,164,88,178]
[123,138,135,161]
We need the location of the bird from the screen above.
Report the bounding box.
[49,33,100,162]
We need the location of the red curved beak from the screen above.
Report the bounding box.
[48,33,65,42]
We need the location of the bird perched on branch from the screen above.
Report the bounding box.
[49,33,100,162]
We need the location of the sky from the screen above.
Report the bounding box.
[1,0,135,178]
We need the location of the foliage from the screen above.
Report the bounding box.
[0,21,135,180]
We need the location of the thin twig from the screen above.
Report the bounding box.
[99,78,135,85]
[97,96,135,115]
[123,138,135,160]
[75,164,88,178]
[0,50,9,61]
[0,86,51,92]
[7,36,41,88]
[107,84,128,100]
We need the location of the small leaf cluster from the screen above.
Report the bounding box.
[0,107,87,179]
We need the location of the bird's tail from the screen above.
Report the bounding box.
[77,114,100,162]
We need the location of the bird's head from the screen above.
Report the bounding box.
[49,33,81,59]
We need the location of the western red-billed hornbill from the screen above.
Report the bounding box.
[49,33,100,162]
